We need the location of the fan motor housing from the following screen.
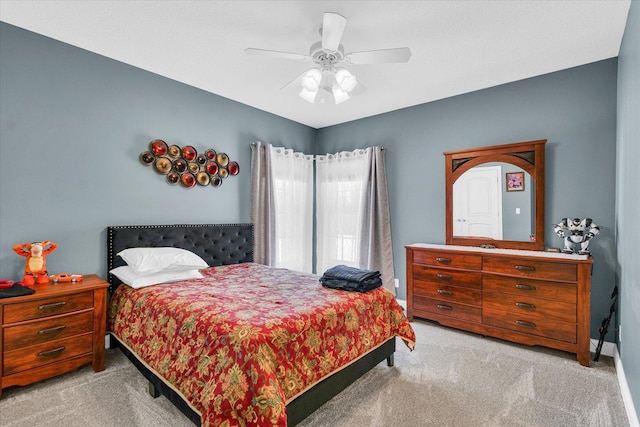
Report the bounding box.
[309,41,344,68]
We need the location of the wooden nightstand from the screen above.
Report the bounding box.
[0,274,109,397]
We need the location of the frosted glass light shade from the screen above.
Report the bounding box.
[335,69,357,92]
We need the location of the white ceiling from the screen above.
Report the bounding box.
[0,1,631,129]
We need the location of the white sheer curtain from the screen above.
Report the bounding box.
[253,143,394,290]
[316,148,370,274]
[269,145,314,273]
[316,146,395,292]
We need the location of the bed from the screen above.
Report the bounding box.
[106,223,415,426]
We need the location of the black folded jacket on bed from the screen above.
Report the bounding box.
[320,265,382,293]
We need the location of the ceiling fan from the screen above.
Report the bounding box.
[245,12,411,105]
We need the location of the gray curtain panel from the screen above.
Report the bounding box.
[360,147,396,293]
[250,141,276,266]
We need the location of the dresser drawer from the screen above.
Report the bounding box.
[483,308,576,343]
[413,280,482,306]
[3,332,93,376]
[3,310,94,352]
[414,296,482,323]
[3,292,93,324]
[483,291,576,324]
[483,257,577,281]
[483,274,576,303]
[412,250,482,270]
[412,265,482,289]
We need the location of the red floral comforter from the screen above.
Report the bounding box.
[108,263,415,426]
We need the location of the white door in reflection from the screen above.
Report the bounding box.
[453,166,503,239]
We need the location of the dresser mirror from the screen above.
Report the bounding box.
[444,139,546,251]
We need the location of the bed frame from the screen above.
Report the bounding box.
[106,223,396,426]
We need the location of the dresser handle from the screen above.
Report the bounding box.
[435,257,452,264]
[437,289,453,296]
[38,346,66,357]
[515,302,536,310]
[38,325,67,335]
[515,284,536,291]
[516,320,536,328]
[38,301,66,310]
[436,273,452,281]
[515,265,536,272]
[436,304,453,311]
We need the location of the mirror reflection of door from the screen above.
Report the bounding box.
[453,166,503,239]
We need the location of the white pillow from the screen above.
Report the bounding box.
[110,266,203,289]
[117,247,208,276]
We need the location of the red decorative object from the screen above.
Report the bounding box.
[150,140,168,156]
[139,140,239,188]
[180,173,196,188]
[206,161,219,175]
[182,145,197,161]
[205,149,217,160]
[228,161,240,176]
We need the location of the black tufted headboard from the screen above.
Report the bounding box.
[107,223,254,293]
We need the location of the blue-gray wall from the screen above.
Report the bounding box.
[316,59,619,343]
[616,0,640,419]
[0,23,315,280]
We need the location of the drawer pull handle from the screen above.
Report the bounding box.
[436,273,452,281]
[38,301,66,310]
[435,257,452,264]
[515,302,536,310]
[516,320,536,328]
[437,289,453,296]
[38,325,67,335]
[515,284,536,291]
[515,265,536,272]
[436,304,453,311]
[38,346,66,357]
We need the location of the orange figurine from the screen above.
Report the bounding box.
[12,241,58,285]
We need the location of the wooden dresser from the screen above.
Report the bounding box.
[0,275,109,397]
[406,244,593,366]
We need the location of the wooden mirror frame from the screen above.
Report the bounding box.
[444,139,546,251]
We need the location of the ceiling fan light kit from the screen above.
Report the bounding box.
[245,12,411,105]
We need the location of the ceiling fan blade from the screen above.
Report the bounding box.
[345,47,412,64]
[244,48,308,61]
[321,12,347,52]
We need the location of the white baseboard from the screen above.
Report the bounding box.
[614,345,640,427]
[590,338,616,358]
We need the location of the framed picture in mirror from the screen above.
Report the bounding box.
[506,172,524,192]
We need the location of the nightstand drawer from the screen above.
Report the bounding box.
[3,310,94,351]
[3,332,93,376]
[3,291,93,323]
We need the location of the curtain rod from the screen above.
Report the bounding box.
[250,142,384,150]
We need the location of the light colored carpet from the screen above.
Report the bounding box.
[0,320,629,427]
